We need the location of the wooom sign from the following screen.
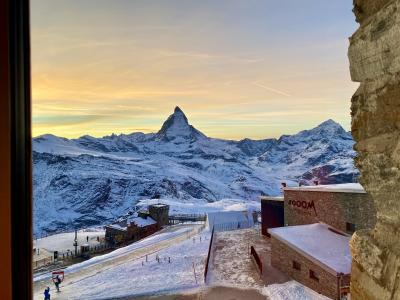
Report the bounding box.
[288,199,317,216]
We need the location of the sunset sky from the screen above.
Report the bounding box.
[31,0,358,140]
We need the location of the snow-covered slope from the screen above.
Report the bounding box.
[33,107,357,235]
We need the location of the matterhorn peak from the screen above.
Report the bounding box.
[174,106,184,114]
[156,106,205,141]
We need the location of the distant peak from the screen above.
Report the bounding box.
[35,133,66,141]
[157,106,190,137]
[174,106,184,114]
[156,106,206,140]
[310,119,347,136]
[319,119,339,127]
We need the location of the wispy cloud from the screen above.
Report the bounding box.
[158,49,263,64]
[33,114,104,126]
[30,0,354,139]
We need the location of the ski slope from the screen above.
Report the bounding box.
[33,224,207,299]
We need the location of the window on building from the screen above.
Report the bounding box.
[346,222,356,233]
[292,260,301,271]
[309,269,319,282]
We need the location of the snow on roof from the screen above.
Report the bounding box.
[206,210,253,229]
[284,183,365,194]
[260,196,284,202]
[269,223,351,275]
[150,203,168,208]
[129,216,157,228]
[106,224,127,231]
[263,280,331,300]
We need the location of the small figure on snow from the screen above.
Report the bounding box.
[54,275,61,292]
[87,236,89,242]
[44,287,50,300]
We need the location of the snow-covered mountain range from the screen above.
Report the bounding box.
[33,107,357,235]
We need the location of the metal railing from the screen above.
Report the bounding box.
[250,246,262,274]
[213,220,251,232]
[203,226,215,283]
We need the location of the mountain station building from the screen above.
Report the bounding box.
[260,183,376,300]
[105,203,169,244]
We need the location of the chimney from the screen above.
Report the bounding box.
[313,180,319,186]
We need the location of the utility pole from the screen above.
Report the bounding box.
[73,229,78,256]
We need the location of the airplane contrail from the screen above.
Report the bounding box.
[252,81,292,97]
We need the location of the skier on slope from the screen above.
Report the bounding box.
[44,287,50,300]
[54,275,61,292]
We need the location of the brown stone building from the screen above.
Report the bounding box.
[105,216,158,245]
[148,204,170,228]
[105,203,169,244]
[283,183,376,234]
[105,223,128,244]
[270,223,351,300]
[260,183,376,299]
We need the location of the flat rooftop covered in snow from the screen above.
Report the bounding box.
[106,223,127,231]
[129,216,157,227]
[150,203,169,208]
[284,183,366,194]
[260,196,284,202]
[269,223,351,275]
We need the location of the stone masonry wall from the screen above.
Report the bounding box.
[271,237,340,299]
[349,0,400,299]
[284,190,376,234]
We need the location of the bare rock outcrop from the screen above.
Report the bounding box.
[349,0,400,299]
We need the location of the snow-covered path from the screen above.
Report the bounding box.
[33,224,207,299]
[33,229,105,254]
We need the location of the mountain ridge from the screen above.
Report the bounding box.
[33,107,358,234]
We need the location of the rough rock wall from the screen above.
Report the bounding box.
[349,0,400,299]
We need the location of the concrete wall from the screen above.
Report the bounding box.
[349,0,400,299]
[284,190,376,234]
[271,237,341,300]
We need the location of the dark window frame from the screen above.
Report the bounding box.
[8,0,33,298]
[346,222,356,233]
[292,260,301,271]
[309,269,319,282]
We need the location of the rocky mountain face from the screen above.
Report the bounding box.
[33,107,357,235]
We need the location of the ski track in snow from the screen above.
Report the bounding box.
[34,225,208,300]
[34,226,332,300]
